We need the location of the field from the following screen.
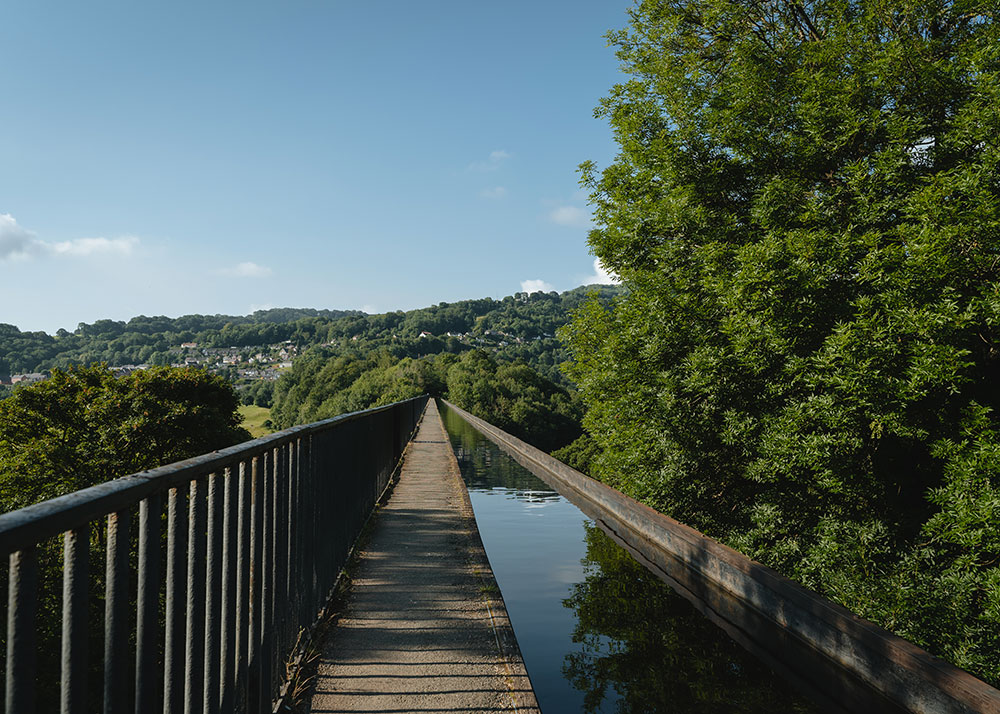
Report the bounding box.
[238,404,272,439]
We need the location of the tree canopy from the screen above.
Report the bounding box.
[0,365,250,512]
[564,0,1000,683]
[0,287,623,388]
[271,349,583,453]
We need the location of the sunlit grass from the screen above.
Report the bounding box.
[238,404,272,438]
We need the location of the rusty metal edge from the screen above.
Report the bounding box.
[0,397,427,555]
[441,400,1000,714]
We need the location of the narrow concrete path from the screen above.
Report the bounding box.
[306,400,539,714]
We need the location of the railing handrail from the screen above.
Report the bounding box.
[0,397,425,555]
[2,394,428,714]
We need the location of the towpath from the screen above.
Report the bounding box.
[306,400,539,714]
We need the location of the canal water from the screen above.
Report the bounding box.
[440,404,821,714]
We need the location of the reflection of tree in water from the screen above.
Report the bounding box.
[441,404,560,495]
[563,524,818,713]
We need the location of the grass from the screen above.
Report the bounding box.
[238,404,272,438]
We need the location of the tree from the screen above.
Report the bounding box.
[565,0,1000,682]
[0,365,251,710]
[0,365,251,512]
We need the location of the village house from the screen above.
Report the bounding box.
[11,373,47,385]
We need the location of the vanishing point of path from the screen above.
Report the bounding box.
[306,400,540,714]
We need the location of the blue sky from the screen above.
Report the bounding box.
[1,1,627,333]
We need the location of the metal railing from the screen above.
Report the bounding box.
[0,395,427,714]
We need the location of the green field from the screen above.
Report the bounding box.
[238,404,272,439]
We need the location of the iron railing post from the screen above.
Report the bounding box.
[135,494,161,714]
[105,510,130,714]
[0,397,426,714]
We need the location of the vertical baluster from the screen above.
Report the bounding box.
[219,467,238,714]
[234,461,251,714]
[6,547,38,714]
[247,454,264,714]
[104,511,130,714]
[273,444,287,687]
[183,480,206,714]
[203,473,223,714]
[135,494,161,714]
[313,432,324,613]
[285,442,295,649]
[259,450,273,709]
[163,487,187,714]
[292,438,303,631]
[61,525,89,714]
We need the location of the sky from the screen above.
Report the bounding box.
[1,1,628,334]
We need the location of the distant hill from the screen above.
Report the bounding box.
[0,286,624,385]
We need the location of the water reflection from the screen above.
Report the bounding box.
[564,523,816,713]
[440,403,819,713]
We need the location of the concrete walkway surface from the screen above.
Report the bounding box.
[305,400,539,714]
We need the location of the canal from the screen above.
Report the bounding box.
[440,403,821,714]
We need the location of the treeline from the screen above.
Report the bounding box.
[271,349,582,453]
[0,287,623,386]
[0,308,362,374]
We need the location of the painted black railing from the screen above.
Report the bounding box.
[0,396,427,714]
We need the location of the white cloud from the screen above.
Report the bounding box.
[520,278,555,294]
[220,261,272,278]
[582,258,619,286]
[50,236,138,257]
[549,205,592,228]
[479,186,507,199]
[0,213,40,260]
[1,213,140,261]
[469,149,510,171]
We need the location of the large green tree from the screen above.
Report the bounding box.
[0,365,251,512]
[0,365,251,711]
[564,1,1000,681]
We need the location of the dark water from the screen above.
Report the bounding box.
[440,404,820,714]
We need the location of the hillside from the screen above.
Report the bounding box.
[0,285,623,387]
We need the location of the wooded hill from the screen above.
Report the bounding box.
[0,286,622,386]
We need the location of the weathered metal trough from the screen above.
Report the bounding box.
[443,400,1000,714]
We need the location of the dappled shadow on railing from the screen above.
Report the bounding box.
[0,396,427,714]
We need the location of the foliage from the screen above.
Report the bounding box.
[239,379,275,408]
[0,287,623,388]
[445,350,583,452]
[565,0,1000,682]
[271,349,583,453]
[0,364,251,711]
[0,365,251,512]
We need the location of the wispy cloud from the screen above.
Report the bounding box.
[0,213,139,261]
[469,149,511,172]
[549,205,592,228]
[479,186,507,199]
[220,261,272,278]
[51,236,138,256]
[582,258,618,286]
[520,278,555,294]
